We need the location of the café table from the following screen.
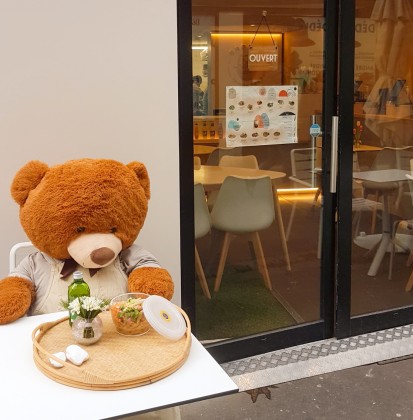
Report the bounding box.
[194,145,217,165]
[194,165,291,271]
[0,311,238,420]
[353,169,410,276]
[194,145,216,156]
[352,144,382,152]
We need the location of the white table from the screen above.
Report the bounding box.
[353,169,410,276]
[194,165,291,271]
[0,311,238,420]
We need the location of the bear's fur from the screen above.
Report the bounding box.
[0,158,174,324]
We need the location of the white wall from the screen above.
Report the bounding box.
[0,1,182,303]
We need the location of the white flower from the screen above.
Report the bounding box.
[68,296,108,319]
[68,298,81,315]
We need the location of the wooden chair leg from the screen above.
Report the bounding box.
[370,191,379,234]
[406,250,413,267]
[273,191,291,271]
[214,232,231,293]
[405,270,413,292]
[195,246,211,299]
[285,199,297,242]
[312,188,321,209]
[353,210,361,238]
[251,232,272,291]
[388,221,399,280]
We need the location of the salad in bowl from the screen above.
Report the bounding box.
[110,293,150,336]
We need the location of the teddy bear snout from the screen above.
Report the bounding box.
[90,247,116,266]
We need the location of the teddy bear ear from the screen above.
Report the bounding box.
[126,161,151,200]
[11,160,49,205]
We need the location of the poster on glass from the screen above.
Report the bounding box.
[226,85,298,147]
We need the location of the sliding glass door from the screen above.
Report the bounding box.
[336,0,413,337]
[181,0,337,362]
[179,0,413,362]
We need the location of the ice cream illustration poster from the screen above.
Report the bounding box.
[225,86,298,147]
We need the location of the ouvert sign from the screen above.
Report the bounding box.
[249,53,277,63]
[248,46,278,71]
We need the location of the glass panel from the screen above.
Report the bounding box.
[351,0,413,315]
[192,1,325,342]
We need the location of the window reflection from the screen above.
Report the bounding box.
[351,0,413,316]
[192,1,325,341]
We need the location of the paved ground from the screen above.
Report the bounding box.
[180,355,413,419]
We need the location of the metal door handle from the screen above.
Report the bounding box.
[330,116,339,193]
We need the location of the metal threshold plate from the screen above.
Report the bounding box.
[221,324,413,391]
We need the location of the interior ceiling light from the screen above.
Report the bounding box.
[244,13,305,33]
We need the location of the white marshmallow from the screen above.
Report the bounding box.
[66,344,89,366]
[49,351,66,368]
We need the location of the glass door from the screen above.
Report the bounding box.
[185,0,339,362]
[336,0,413,337]
[181,0,413,363]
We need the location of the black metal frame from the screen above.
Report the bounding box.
[177,0,413,364]
[320,0,340,339]
[335,0,413,338]
[335,0,356,337]
[177,0,338,363]
[177,0,339,363]
[177,0,196,322]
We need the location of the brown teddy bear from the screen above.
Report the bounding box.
[0,158,174,324]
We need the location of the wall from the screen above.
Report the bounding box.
[0,1,182,303]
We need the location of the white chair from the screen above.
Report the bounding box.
[218,154,259,169]
[9,241,36,272]
[286,148,321,241]
[289,147,317,189]
[352,197,383,237]
[210,176,275,293]
[194,183,212,299]
[392,170,413,290]
[217,154,261,262]
[207,154,260,211]
[365,149,413,281]
[351,152,383,237]
[205,147,241,166]
[361,147,413,211]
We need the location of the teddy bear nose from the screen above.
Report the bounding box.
[90,247,116,265]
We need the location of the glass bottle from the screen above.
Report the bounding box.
[218,121,223,139]
[202,121,208,138]
[209,122,215,138]
[68,271,90,326]
[194,123,199,139]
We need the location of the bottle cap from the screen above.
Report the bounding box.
[73,271,84,280]
[142,296,187,341]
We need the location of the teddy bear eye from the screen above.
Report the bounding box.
[110,227,117,233]
[76,227,86,233]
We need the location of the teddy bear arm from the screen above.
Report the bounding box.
[128,267,174,301]
[0,277,35,324]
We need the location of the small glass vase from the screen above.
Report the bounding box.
[71,315,103,345]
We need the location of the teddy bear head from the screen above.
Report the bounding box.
[11,159,151,268]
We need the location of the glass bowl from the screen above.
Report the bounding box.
[109,292,150,336]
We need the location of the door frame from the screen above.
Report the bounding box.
[178,0,339,364]
[179,0,413,362]
[335,0,413,338]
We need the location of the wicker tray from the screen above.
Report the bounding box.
[32,309,191,390]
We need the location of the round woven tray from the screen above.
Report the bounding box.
[32,309,191,390]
